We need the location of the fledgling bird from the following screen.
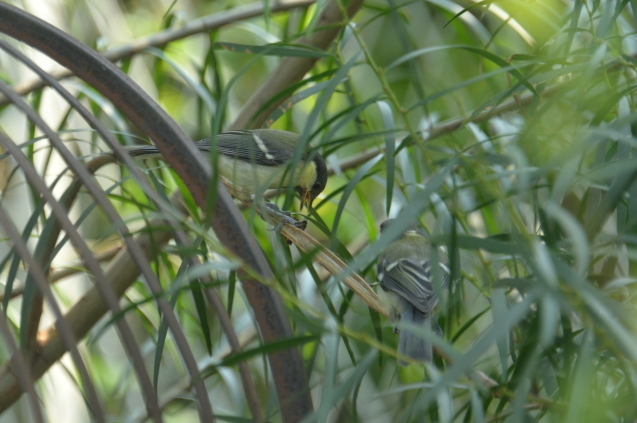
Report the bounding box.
[376,219,449,365]
[126,129,328,211]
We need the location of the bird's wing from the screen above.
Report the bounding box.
[128,131,299,165]
[377,257,447,314]
[196,130,294,167]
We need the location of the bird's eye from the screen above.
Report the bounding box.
[313,182,322,190]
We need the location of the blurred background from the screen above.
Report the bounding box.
[1,0,636,421]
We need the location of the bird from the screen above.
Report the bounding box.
[376,219,449,365]
[126,129,328,211]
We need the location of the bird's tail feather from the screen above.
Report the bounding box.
[125,142,211,160]
[398,307,433,366]
[125,145,162,159]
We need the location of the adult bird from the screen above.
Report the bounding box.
[376,219,450,365]
[126,129,328,211]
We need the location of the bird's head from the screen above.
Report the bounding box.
[380,219,424,238]
[296,153,328,210]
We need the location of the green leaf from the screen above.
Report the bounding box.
[376,101,395,216]
[216,335,317,367]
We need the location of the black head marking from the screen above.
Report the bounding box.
[310,153,328,200]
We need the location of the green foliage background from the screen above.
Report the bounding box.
[1,0,637,421]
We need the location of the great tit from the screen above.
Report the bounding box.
[127,129,328,210]
[376,219,449,365]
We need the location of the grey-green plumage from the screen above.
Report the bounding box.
[127,129,327,209]
[376,219,449,365]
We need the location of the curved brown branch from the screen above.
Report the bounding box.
[0,5,313,420]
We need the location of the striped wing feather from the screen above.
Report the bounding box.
[378,257,447,314]
[128,130,297,166]
[207,130,294,166]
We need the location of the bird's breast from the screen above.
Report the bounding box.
[216,155,309,197]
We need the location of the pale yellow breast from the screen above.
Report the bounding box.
[217,156,315,200]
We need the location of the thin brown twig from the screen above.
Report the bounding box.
[331,57,636,175]
[0,0,316,107]
[315,230,370,281]
[0,247,121,303]
[280,221,387,316]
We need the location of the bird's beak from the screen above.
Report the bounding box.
[299,189,312,211]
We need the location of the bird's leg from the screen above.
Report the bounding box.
[261,202,308,231]
[393,311,401,334]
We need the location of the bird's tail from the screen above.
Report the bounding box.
[398,307,434,366]
[124,141,211,160]
[124,145,162,159]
